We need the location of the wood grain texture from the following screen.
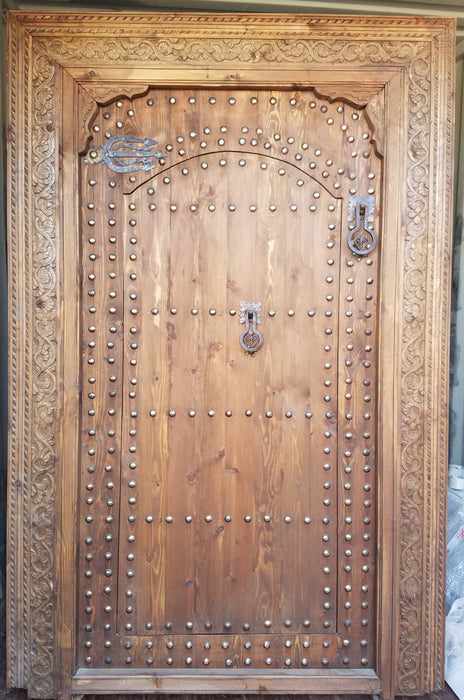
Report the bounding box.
[78,89,379,674]
[6,11,454,700]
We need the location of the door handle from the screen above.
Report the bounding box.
[347,199,377,256]
[239,301,264,354]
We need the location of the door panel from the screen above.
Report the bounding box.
[79,88,379,671]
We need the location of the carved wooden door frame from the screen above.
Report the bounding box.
[7,11,454,699]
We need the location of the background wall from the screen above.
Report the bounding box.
[0,0,463,602]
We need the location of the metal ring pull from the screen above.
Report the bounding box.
[239,301,263,354]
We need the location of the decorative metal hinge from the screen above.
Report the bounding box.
[347,194,377,256]
[85,134,167,173]
[239,301,264,354]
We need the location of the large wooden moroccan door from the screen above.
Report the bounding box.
[79,89,379,674]
[8,12,454,700]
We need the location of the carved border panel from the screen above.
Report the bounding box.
[7,12,454,699]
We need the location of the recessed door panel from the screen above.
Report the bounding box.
[79,88,379,672]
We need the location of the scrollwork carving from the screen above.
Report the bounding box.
[39,35,425,67]
[29,43,57,700]
[397,45,432,695]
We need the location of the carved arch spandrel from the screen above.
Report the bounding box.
[7,11,454,699]
[79,81,386,165]
[78,83,151,154]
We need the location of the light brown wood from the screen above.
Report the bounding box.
[6,11,454,700]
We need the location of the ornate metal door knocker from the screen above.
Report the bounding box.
[347,194,377,256]
[239,301,263,354]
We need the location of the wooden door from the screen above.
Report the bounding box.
[7,12,454,700]
[79,88,379,673]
